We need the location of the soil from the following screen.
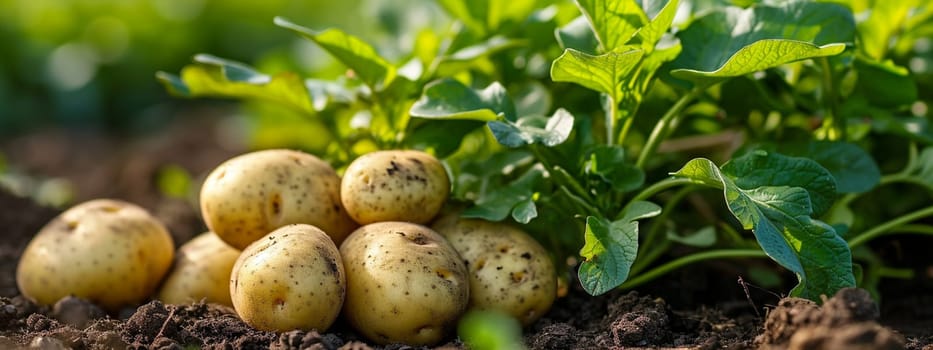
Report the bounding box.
[1,117,932,349]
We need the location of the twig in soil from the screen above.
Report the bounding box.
[153,307,177,345]
[738,276,760,318]
[738,276,784,318]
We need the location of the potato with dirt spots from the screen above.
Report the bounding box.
[340,150,450,225]
[432,215,557,326]
[340,221,469,345]
[200,149,357,249]
[230,224,345,332]
[157,232,240,307]
[16,199,175,311]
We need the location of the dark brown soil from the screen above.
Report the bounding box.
[1,118,931,349]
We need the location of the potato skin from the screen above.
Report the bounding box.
[432,215,557,326]
[157,232,240,307]
[341,150,450,225]
[230,224,345,332]
[340,222,468,345]
[200,149,357,250]
[16,199,175,311]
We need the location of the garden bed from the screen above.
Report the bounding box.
[2,188,930,349]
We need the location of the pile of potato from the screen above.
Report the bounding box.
[15,149,557,346]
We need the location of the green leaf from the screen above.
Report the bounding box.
[551,48,645,97]
[275,17,396,89]
[404,119,485,159]
[585,145,645,193]
[463,166,545,222]
[511,197,538,224]
[488,109,575,148]
[410,79,516,122]
[673,157,855,301]
[910,147,933,191]
[723,150,837,217]
[669,1,854,87]
[555,15,600,54]
[858,0,917,60]
[435,0,540,34]
[156,55,315,114]
[633,0,680,51]
[782,141,881,194]
[578,201,660,296]
[576,0,648,52]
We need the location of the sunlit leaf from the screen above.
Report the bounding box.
[275,17,396,89]
[669,0,854,88]
[551,48,644,97]
[578,201,660,296]
[576,0,648,52]
[156,54,315,114]
[488,109,575,147]
[410,79,516,122]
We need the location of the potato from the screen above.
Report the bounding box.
[230,224,345,332]
[432,215,557,326]
[340,150,449,225]
[340,222,469,345]
[16,199,174,311]
[200,149,357,249]
[157,232,240,307]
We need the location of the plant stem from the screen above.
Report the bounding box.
[630,186,696,275]
[619,249,769,290]
[619,177,695,219]
[606,95,618,145]
[818,57,844,141]
[848,206,933,248]
[636,90,700,169]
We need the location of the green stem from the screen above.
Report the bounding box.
[619,177,695,219]
[607,95,617,145]
[848,206,933,249]
[888,223,933,235]
[876,267,915,280]
[818,57,844,141]
[630,186,696,275]
[636,90,700,169]
[619,249,769,290]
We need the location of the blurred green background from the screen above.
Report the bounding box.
[0,0,448,137]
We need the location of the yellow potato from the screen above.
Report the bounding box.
[200,149,357,249]
[16,199,174,311]
[157,232,240,307]
[432,215,557,326]
[230,224,345,332]
[340,222,469,346]
[340,150,449,225]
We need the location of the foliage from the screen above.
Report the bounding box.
[161,0,933,306]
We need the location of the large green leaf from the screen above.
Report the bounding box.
[551,48,644,97]
[858,0,918,60]
[852,58,918,109]
[722,151,838,217]
[436,0,540,34]
[578,201,661,296]
[156,54,316,114]
[633,0,680,52]
[673,155,854,301]
[275,17,396,89]
[409,79,516,122]
[576,0,648,52]
[488,109,575,147]
[669,0,854,87]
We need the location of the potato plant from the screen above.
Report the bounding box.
[160,0,933,343]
